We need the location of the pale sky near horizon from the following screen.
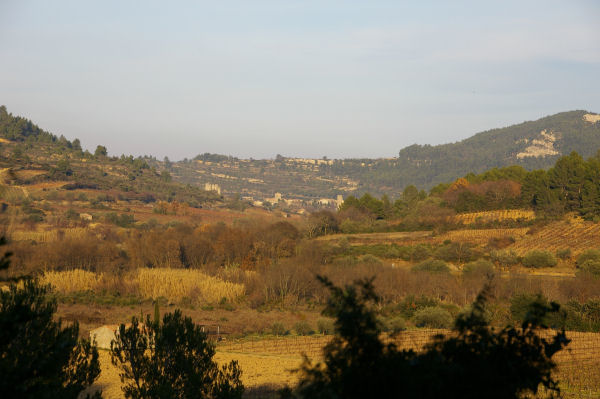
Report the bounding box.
[1,1,599,160]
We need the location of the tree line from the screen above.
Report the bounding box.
[335,150,600,225]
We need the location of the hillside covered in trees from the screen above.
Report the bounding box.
[394,110,600,188]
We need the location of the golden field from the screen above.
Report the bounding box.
[91,345,305,399]
[88,330,600,398]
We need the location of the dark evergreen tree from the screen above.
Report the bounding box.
[72,138,82,151]
[111,310,244,399]
[0,281,101,398]
[94,145,108,157]
[547,152,586,212]
[0,236,100,398]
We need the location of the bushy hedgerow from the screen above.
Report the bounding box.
[577,260,600,278]
[462,260,495,277]
[412,306,453,329]
[556,248,572,260]
[294,321,314,336]
[397,295,439,319]
[411,259,451,274]
[317,318,335,335]
[489,249,519,267]
[271,322,288,336]
[380,316,407,334]
[576,249,600,268]
[522,250,557,268]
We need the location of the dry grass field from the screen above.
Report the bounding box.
[88,330,600,398]
[91,347,304,399]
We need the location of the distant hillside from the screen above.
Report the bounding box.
[168,110,600,199]
[395,110,600,188]
[0,106,219,206]
[2,106,599,202]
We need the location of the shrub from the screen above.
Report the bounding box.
[104,212,135,228]
[522,250,557,268]
[358,254,383,265]
[489,249,519,267]
[307,210,339,237]
[317,318,335,335]
[111,311,243,399]
[23,213,44,223]
[413,306,453,329]
[339,219,363,234]
[294,321,314,336]
[411,259,450,274]
[397,295,439,319]
[333,256,359,267]
[411,245,431,262]
[434,242,478,263]
[576,249,600,268]
[64,208,79,220]
[271,322,288,336]
[556,248,572,260]
[462,260,495,278]
[577,260,600,278]
[382,316,407,334]
[561,300,600,332]
[396,246,413,261]
[509,293,564,328]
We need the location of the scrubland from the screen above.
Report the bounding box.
[4,204,600,337]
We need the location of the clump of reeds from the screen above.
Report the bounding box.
[136,268,245,304]
[41,269,103,293]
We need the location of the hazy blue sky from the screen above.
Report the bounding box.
[1,1,599,160]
